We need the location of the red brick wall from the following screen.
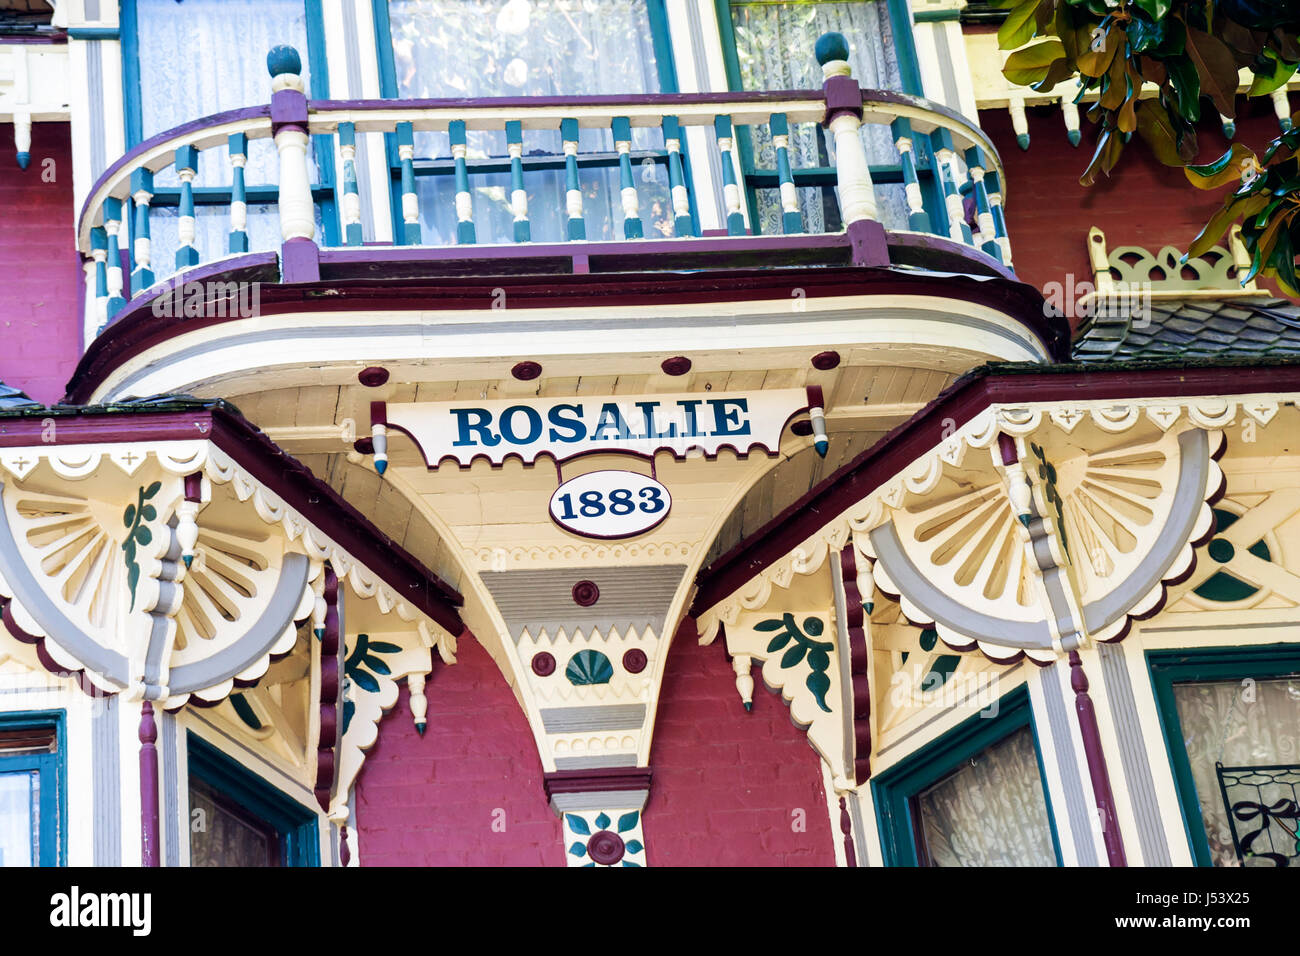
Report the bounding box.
[980,99,1286,318]
[646,618,836,866]
[354,636,564,867]
[355,619,837,867]
[0,122,81,405]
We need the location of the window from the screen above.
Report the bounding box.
[0,712,65,867]
[873,687,1061,866]
[187,734,319,867]
[1150,646,1300,867]
[374,0,681,243]
[120,0,337,272]
[716,0,939,236]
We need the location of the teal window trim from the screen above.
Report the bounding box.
[1147,643,1300,867]
[371,0,683,242]
[0,709,67,867]
[186,732,320,867]
[871,685,1063,867]
[118,0,340,250]
[711,0,944,236]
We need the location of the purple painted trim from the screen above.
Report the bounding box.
[531,652,556,677]
[511,361,542,382]
[315,567,341,812]
[661,356,692,376]
[183,472,202,502]
[0,34,69,44]
[0,410,464,633]
[140,702,160,868]
[572,580,600,607]
[822,75,863,125]
[69,258,1058,403]
[839,545,871,786]
[838,796,857,867]
[358,366,390,387]
[543,767,652,799]
[339,824,351,866]
[77,105,272,237]
[270,88,308,134]
[811,351,841,371]
[281,237,321,283]
[1068,651,1127,867]
[848,219,889,267]
[622,649,647,675]
[691,363,1300,616]
[888,231,1016,281]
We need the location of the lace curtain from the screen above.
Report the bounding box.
[0,771,38,867]
[1172,677,1300,867]
[914,725,1058,866]
[388,0,670,243]
[133,0,317,266]
[727,1,909,234]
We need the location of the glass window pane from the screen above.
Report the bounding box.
[189,779,279,867]
[0,771,38,868]
[1172,677,1300,867]
[388,0,663,99]
[135,0,316,186]
[914,725,1056,866]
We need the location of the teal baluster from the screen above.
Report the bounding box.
[714,115,746,235]
[396,121,421,245]
[613,116,643,239]
[506,119,530,242]
[103,197,126,317]
[769,113,802,234]
[890,118,932,233]
[662,116,693,237]
[561,117,585,240]
[930,129,972,245]
[983,167,1012,267]
[339,122,363,245]
[174,144,199,268]
[228,132,249,253]
[130,168,154,290]
[449,119,475,244]
[90,225,108,332]
[964,145,1003,263]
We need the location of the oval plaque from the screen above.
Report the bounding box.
[548,470,671,539]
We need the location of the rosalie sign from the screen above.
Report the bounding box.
[385,390,808,467]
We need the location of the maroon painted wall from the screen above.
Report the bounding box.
[980,98,1287,320]
[0,122,81,405]
[646,618,837,866]
[355,619,837,866]
[354,636,564,867]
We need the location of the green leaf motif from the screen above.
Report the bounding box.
[753,619,785,631]
[123,504,136,528]
[766,632,794,653]
[595,812,610,830]
[625,839,644,854]
[781,644,807,669]
[617,811,640,833]
[351,669,379,694]
[134,525,152,546]
[363,655,391,676]
[568,841,588,857]
[141,504,157,522]
[566,813,590,836]
[143,481,161,499]
[807,671,832,713]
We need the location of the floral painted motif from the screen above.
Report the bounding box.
[564,810,645,867]
[755,613,834,712]
[342,633,402,734]
[122,481,161,610]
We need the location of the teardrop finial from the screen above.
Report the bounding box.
[815,32,849,67]
[267,45,302,78]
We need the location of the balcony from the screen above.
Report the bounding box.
[74,33,1022,357]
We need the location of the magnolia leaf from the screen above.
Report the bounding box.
[1186,143,1258,189]
[998,0,1042,49]
[1270,227,1299,295]
[1131,0,1171,21]
[1080,128,1123,186]
[1076,24,1120,77]
[1187,199,1247,258]
[1185,27,1240,117]
[1249,50,1298,96]
[1167,56,1201,122]
[1135,100,1184,166]
[1003,39,1066,86]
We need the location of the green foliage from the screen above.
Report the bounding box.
[754,612,835,713]
[121,481,161,611]
[994,0,1300,294]
[341,633,402,734]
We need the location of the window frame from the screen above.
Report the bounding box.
[0,709,67,868]
[118,0,341,262]
[371,0,689,244]
[871,685,1063,867]
[713,0,946,237]
[186,732,320,867]
[1147,644,1300,867]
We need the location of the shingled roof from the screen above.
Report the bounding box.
[1072,297,1300,363]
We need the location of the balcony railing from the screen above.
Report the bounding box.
[77,33,1013,341]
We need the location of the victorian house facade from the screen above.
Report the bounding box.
[0,0,1296,868]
